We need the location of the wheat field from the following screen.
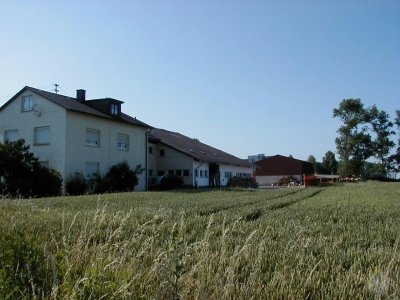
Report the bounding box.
[0,182,399,299]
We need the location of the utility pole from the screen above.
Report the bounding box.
[54,84,59,94]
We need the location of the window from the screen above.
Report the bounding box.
[86,129,100,146]
[22,95,33,111]
[225,172,233,179]
[195,170,199,177]
[159,149,165,156]
[175,170,182,176]
[157,170,165,176]
[85,162,99,179]
[117,133,129,150]
[148,146,153,154]
[4,130,18,142]
[110,103,119,115]
[168,170,174,175]
[149,170,153,177]
[200,170,203,177]
[34,126,50,145]
[183,170,190,177]
[204,170,208,178]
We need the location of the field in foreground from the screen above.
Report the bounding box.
[0,182,399,299]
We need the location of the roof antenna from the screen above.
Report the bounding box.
[54,83,59,94]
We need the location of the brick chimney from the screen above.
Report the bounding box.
[76,89,86,102]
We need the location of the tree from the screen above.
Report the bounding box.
[333,99,373,177]
[0,140,62,197]
[96,162,145,193]
[307,155,317,165]
[389,110,400,176]
[322,151,338,175]
[368,105,395,177]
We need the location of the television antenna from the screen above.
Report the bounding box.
[54,83,59,94]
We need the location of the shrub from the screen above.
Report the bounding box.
[32,167,63,197]
[95,162,144,193]
[0,140,62,197]
[158,175,184,190]
[227,177,258,188]
[65,172,88,195]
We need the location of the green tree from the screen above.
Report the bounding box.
[0,139,62,197]
[307,155,317,165]
[368,105,395,177]
[95,162,144,193]
[389,110,400,176]
[333,99,373,177]
[322,150,338,175]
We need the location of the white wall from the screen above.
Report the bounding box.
[150,144,194,186]
[219,165,254,186]
[0,90,149,191]
[193,161,209,187]
[0,90,67,176]
[65,111,148,191]
[256,175,303,186]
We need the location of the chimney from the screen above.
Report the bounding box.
[76,89,86,102]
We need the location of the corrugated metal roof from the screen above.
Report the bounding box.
[149,128,252,167]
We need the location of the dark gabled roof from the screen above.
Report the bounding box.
[255,154,314,176]
[149,128,252,168]
[0,86,151,128]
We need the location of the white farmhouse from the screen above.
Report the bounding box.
[148,128,254,187]
[0,86,151,191]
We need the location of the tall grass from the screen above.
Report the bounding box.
[0,182,399,299]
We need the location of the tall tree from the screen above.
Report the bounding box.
[322,151,338,175]
[368,105,395,177]
[333,99,373,177]
[307,155,317,165]
[389,110,400,175]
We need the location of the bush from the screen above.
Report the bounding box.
[158,175,184,190]
[32,167,63,197]
[65,172,88,195]
[0,140,62,197]
[95,162,144,193]
[227,177,258,188]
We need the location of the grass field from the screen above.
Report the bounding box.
[0,182,399,299]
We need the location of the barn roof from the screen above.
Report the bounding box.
[149,128,253,167]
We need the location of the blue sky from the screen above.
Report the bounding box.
[1,0,399,161]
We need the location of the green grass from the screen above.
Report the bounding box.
[0,182,399,299]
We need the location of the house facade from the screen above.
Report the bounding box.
[148,129,254,187]
[254,154,314,186]
[0,86,151,191]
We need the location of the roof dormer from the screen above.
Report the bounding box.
[85,98,124,117]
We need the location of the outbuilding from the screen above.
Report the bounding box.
[254,154,314,186]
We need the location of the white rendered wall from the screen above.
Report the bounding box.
[65,111,148,191]
[0,90,67,178]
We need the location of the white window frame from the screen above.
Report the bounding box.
[34,126,50,145]
[4,129,19,142]
[85,162,100,179]
[86,129,100,147]
[22,95,33,112]
[117,133,129,151]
